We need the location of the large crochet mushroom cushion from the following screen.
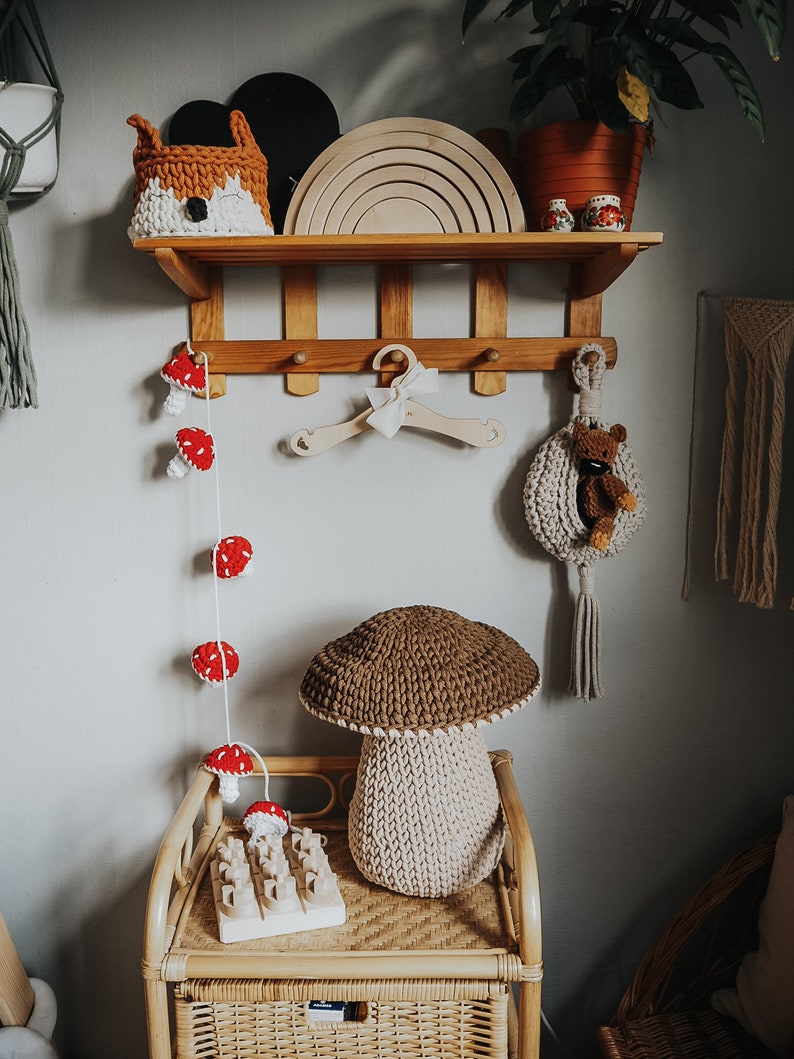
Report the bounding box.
[300,605,541,896]
[299,604,540,736]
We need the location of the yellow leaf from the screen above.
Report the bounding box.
[617,67,650,123]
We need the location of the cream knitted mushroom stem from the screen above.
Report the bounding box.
[349,728,505,897]
[299,605,540,897]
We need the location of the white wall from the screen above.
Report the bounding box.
[2,2,793,1056]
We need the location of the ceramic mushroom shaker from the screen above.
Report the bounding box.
[299,605,541,897]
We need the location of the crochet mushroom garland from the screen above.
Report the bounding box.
[299,605,540,898]
[160,343,276,818]
[523,343,646,701]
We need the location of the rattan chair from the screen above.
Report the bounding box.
[597,831,779,1059]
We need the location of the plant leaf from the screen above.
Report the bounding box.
[617,67,650,122]
[680,0,742,25]
[501,0,536,17]
[591,79,633,134]
[509,50,586,122]
[647,40,704,109]
[532,0,559,23]
[461,0,496,36]
[615,15,656,86]
[708,40,766,139]
[746,0,787,58]
[648,17,713,50]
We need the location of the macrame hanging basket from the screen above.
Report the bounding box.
[0,0,63,409]
[523,344,647,701]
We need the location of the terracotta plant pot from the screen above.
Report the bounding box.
[518,120,647,231]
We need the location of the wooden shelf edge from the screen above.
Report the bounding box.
[134,231,663,271]
[182,336,617,376]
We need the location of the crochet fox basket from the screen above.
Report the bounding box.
[523,344,646,701]
[126,110,273,238]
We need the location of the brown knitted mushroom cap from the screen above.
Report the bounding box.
[299,605,540,735]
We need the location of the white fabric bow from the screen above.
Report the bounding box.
[365,361,439,438]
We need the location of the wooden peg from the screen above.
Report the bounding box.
[484,347,501,363]
[390,349,406,364]
[292,350,309,365]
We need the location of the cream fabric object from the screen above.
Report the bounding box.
[349,728,505,897]
[712,795,794,1057]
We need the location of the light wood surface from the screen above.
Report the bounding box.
[0,910,36,1027]
[139,232,662,395]
[142,752,541,1059]
[283,117,525,234]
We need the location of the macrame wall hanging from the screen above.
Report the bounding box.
[523,344,647,701]
[714,296,794,609]
[0,0,63,409]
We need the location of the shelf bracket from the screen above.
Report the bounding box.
[574,243,639,298]
[154,248,212,301]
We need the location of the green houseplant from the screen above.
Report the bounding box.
[462,0,786,228]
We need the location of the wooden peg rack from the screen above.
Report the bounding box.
[133,232,663,396]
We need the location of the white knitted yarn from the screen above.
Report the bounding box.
[523,344,646,700]
[348,727,504,898]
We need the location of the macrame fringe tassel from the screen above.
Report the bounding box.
[570,562,602,701]
[0,205,38,409]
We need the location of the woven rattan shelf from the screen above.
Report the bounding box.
[143,751,542,1059]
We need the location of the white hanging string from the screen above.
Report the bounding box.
[188,340,232,747]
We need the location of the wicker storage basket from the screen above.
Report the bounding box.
[174,977,509,1059]
[142,753,542,1059]
[597,832,778,1059]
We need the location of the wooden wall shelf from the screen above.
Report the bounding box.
[133,231,663,396]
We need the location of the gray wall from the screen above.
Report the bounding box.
[2,2,793,1056]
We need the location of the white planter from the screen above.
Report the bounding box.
[0,82,59,192]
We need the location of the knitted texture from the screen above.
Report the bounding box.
[348,729,505,897]
[299,605,540,735]
[127,111,273,238]
[523,344,646,701]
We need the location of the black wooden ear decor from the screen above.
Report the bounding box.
[167,73,340,233]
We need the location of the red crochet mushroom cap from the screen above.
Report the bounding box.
[175,427,215,470]
[191,641,239,685]
[243,800,290,838]
[161,351,206,393]
[205,743,253,776]
[211,536,253,578]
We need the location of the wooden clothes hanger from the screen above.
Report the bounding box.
[289,344,505,456]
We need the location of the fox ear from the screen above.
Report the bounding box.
[127,114,162,152]
[229,110,259,151]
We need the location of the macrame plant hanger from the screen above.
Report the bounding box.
[0,0,63,408]
[523,344,646,701]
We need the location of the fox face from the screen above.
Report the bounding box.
[127,111,273,238]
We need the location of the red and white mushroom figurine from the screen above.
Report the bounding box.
[191,640,240,686]
[160,351,206,415]
[167,427,215,479]
[205,743,254,802]
[211,536,254,579]
[243,800,290,840]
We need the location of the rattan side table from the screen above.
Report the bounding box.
[142,752,542,1059]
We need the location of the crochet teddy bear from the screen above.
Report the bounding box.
[573,421,638,550]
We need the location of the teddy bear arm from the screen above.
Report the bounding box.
[601,474,636,509]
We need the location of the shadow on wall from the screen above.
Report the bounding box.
[53,864,151,1059]
[49,180,185,316]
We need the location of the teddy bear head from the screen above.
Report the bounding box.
[572,421,627,475]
